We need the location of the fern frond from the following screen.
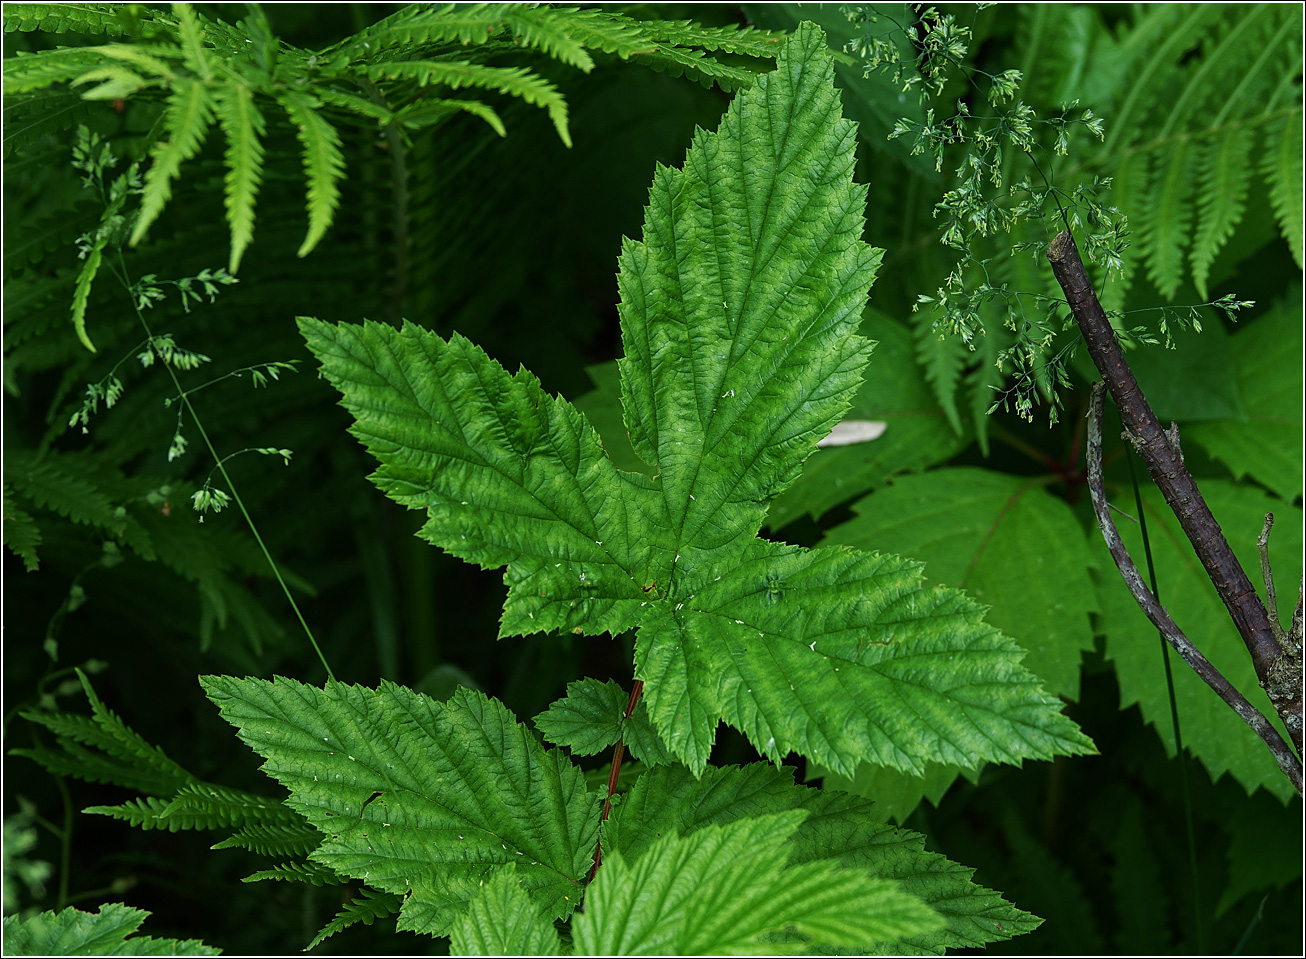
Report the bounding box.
[173,2,213,82]
[12,738,184,795]
[1140,139,1195,299]
[245,860,346,887]
[69,63,152,101]
[529,7,660,60]
[2,91,99,159]
[635,18,786,58]
[5,449,120,530]
[1264,112,1304,269]
[277,91,345,258]
[213,85,266,273]
[632,43,762,93]
[1,46,113,94]
[363,59,570,146]
[163,782,303,830]
[88,42,180,81]
[85,796,188,831]
[2,2,136,37]
[1190,131,1255,299]
[212,822,321,859]
[2,484,42,571]
[311,87,395,124]
[325,3,512,61]
[1095,4,1301,299]
[391,97,506,136]
[307,887,403,951]
[68,235,105,353]
[499,5,599,72]
[914,316,966,436]
[130,78,215,247]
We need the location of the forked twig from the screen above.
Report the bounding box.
[1047,230,1302,754]
[1086,384,1302,795]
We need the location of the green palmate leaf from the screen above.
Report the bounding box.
[1186,291,1304,502]
[1097,480,1303,801]
[449,864,561,956]
[2,903,219,956]
[765,311,969,529]
[823,468,1098,699]
[578,810,941,956]
[607,763,1040,954]
[301,23,1091,779]
[534,678,675,767]
[201,676,602,938]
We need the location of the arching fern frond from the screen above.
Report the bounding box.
[1,2,137,37]
[307,887,404,951]
[213,85,266,272]
[2,483,42,572]
[362,58,570,145]
[277,91,345,259]
[2,90,98,159]
[1072,4,1303,301]
[16,674,195,797]
[130,79,214,246]
[1264,110,1304,270]
[2,46,115,94]
[4,2,783,299]
[245,860,347,887]
[212,822,321,859]
[157,782,305,830]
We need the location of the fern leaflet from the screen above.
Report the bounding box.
[278,91,345,259]
[130,78,214,246]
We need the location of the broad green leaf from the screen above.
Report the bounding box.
[1097,480,1302,801]
[449,864,562,956]
[2,902,220,956]
[534,678,674,767]
[767,311,971,529]
[1186,293,1304,502]
[808,760,980,827]
[1126,317,1245,423]
[576,810,942,955]
[608,763,1041,954]
[201,676,602,937]
[823,467,1098,699]
[302,23,1091,779]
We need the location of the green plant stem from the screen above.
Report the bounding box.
[1127,447,1205,954]
[588,679,644,884]
[107,252,336,683]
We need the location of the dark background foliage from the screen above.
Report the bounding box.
[4,3,1301,954]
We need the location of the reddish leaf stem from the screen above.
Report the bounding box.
[587,679,644,884]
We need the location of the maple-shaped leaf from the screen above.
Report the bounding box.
[201,676,601,937]
[299,22,1092,777]
[606,763,1040,954]
[2,903,219,956]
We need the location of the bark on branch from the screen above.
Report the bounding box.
[1047,230,1303,757]
[1087,385,1302,795]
